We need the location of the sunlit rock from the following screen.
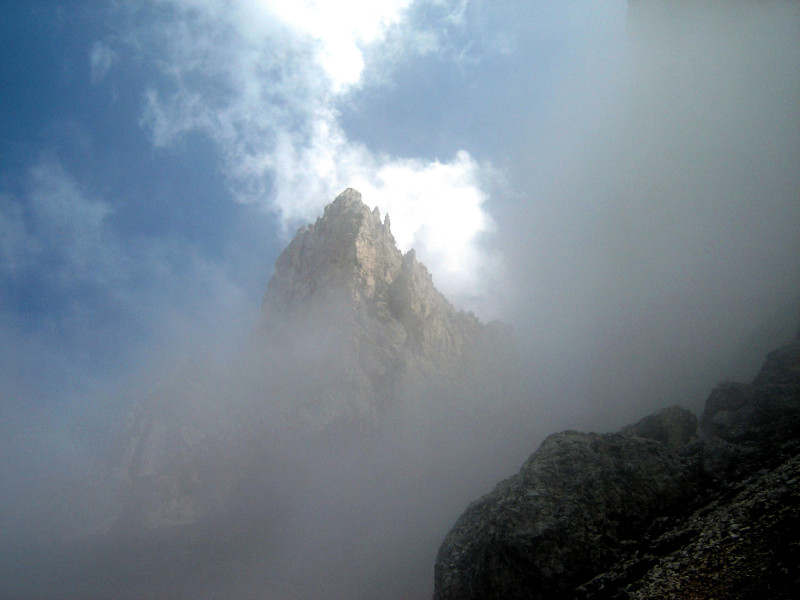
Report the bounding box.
[252,187,508,432]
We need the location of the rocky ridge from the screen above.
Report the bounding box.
[433,332,800,599]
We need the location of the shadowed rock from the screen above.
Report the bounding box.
[621,405,698,450]
[433,331,800,600]
[433,431,700,600]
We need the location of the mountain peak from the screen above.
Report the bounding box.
[260,188,400,318]
[312,187,385,231]
[254,189,502,430]
[325,187,368,216]
[320,187,393,240]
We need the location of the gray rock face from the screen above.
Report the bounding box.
[433,336,800,600]
[111,402,234,533]
[702,340,800,443]
[621,405,698,450]
[433,432,701,600]
[577,452,800,599]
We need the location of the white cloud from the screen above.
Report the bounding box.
[128,0,499,313]
[0,161,119,285]
[29,162,118,283]
[0,194,37,275]
[89,41,117,84]
[255,0,413,93]
[360,152,499,307]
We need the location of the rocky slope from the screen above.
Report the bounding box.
[433,332,800,599]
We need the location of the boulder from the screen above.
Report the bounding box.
[621,405,697,450]
[433,431,700,600]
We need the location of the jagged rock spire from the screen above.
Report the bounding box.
[260,188,402,317]
[254,188,495,431]
[259,188,478,355]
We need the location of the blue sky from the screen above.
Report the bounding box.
[0,2,619,418]
[1,1,799,455]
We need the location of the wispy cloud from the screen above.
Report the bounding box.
[89,40,118,84]
[126,0,499,312]
[0,161,117,285]
[0,158,262,393]
[0,193,37,276]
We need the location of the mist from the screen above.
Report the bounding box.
[2,2,800,599]
[494,0,800,428]
[1,304,544,600]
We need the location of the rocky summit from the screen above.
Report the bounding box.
[433,332,800,600]
[252,187,509,431]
